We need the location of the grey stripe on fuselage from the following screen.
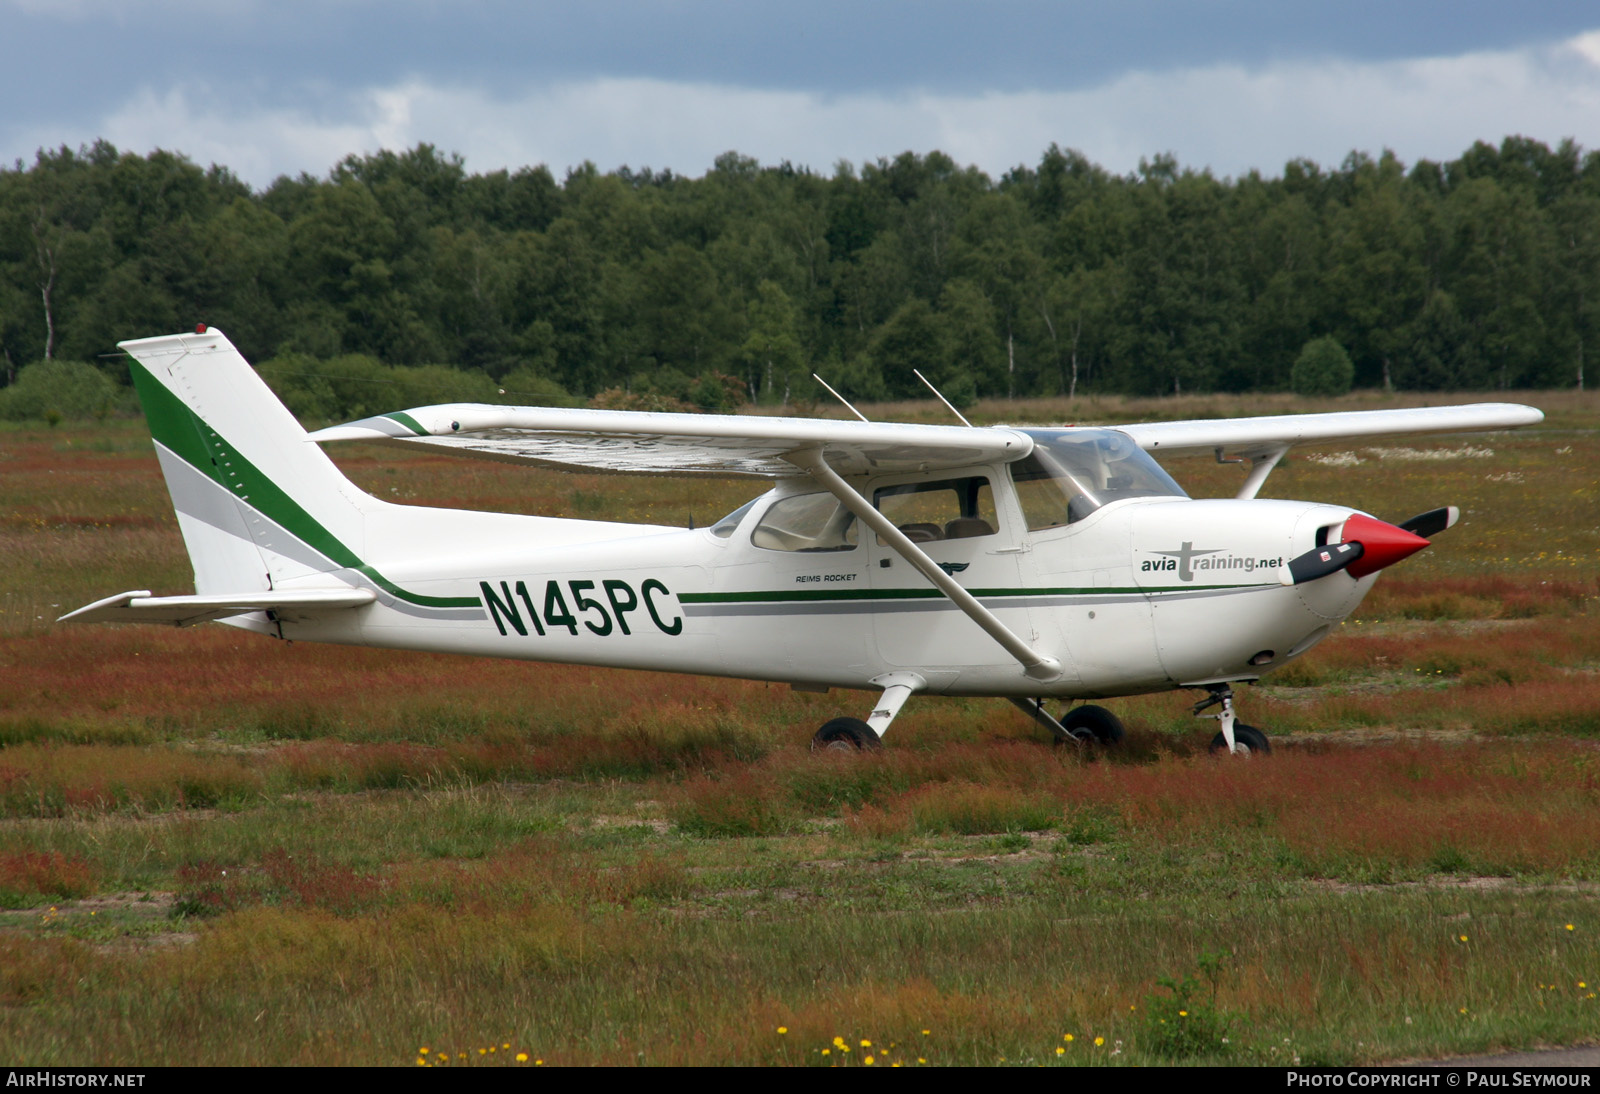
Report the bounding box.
[155,441,485,622]
[682,583,1276,618]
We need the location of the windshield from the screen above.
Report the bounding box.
[1011,428,1187,529]
[709,499,758,538]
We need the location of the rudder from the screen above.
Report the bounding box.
[122,328,377,596]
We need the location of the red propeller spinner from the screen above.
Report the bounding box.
[1341,513,1431,578]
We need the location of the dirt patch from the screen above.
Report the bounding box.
[0,890,197,951]
[589,814,672,834]
[1308,875,1600,896]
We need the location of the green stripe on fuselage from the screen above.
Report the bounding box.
[679,583,1255,605]
[129,356,479,610]
[382,411,429,436]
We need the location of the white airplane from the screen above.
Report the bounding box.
[62,327,1543,755]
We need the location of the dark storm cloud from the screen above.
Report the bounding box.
[5,0,1598,126]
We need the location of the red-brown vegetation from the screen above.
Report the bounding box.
[0,851,94,902]
[1,412,1596,1065]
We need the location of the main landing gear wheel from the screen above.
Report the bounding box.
[811,716,882,753]
[1209,723,1270,757]
[1060,704,1126,746]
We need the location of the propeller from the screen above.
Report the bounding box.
[1396,505,1460,538]
[1278,509,1445,587]
[1281,540,1364,585]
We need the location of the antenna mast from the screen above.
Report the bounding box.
[913,369,974,428]
[812,374,870,422]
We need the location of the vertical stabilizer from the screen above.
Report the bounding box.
[122,329,376,595]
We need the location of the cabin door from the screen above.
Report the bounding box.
[866,472,1025,674]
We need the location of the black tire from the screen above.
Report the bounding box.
[811,716,882,753]
[1060,704,1126,745]
[1209,723,1270,756]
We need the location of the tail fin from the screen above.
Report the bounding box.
[122,328,377,595]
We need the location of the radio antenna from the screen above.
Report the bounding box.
[812,374,870,423]
[913,369,974,427]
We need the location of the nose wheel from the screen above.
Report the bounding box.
[1194,685,1271,756]
[1209,723,1269,756]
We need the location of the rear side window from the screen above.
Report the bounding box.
[872,477,997,544]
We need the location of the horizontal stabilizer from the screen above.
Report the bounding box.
[58,589,376,627]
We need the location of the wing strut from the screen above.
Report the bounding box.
[783,448,1063,683]
[1229,445,1289,500]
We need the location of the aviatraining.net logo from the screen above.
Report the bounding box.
[1142,541,1284,581]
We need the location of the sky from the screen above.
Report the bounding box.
[3,1,1599,189]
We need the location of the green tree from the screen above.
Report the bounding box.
[938,278,1003,397]
[869,298,948,398]
[1325,152,1430,390]
[1291,336,1354,396]
[739,280,805,403]
[1549,192,1600,389]
[1441,177,1550,388]
[1398,290,1475,390]
[0,358,120,421]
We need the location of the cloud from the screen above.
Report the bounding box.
[22,28,1600,187]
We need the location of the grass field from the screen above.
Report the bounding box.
[1,389,1597,1066]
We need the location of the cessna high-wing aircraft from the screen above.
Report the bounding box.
[62,328,1543,754]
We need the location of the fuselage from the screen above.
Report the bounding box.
[260,463,1376,700]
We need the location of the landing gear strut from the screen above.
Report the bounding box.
[809,672,923,753]
[1194,684,1271,756]
[1010,698,1126,745]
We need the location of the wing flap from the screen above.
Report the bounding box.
[1119,403,1543,457]
[309,404,1033,478]
[58,589,377,627]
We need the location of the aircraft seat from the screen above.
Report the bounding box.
[944,518,994,539]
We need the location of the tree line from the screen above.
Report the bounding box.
[2,135,1596,421]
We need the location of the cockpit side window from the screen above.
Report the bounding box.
[709,499,758,539]
[750,492,859,552]
[1011,453,1079,530]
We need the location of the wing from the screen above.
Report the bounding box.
[1118,403,1543,458]
[308,405,1034,478]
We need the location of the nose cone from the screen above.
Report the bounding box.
[1342,513,1430,578]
